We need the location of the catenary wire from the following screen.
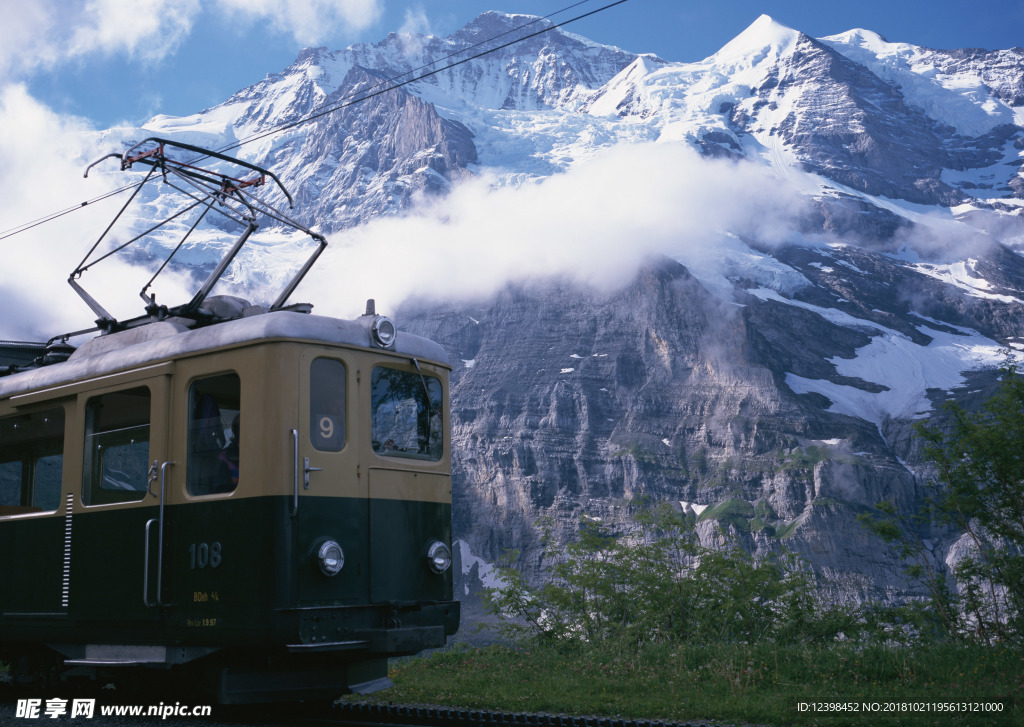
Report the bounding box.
[0,0,630,242]
[216,0,629,155]
[0,1,604,241]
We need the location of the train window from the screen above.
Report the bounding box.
[310,358,345,452]
[187,373,240,496]
[83,388,151,505]
[370,366,442,461]
[33,454,62,511]
[0,461,21,507]
[0,408,65,514]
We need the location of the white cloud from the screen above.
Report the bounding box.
[0,85,194,340]
[0,0,384,76]
[216,0,384,46]
[399,5,433,36]
[66,0,201,63]
[300,142,812,319]
[0,4,56,76]
[0,0,201,75]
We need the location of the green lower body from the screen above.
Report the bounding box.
[0,494,459,702]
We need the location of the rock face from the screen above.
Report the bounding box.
[262,65,479,230]
[397,245,1016,604]
[121,11,1024,607]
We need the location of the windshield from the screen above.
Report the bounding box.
[370,366,442,461]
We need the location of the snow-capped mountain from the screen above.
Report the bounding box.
[91,11,1024,607]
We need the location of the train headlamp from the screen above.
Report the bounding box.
[426,540,452,574]
[371,316,397,348]
[315,539,345,577]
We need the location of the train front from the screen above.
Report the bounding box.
[172,307,460,704]
[207,307,460,703]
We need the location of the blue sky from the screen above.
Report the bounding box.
[6,0,1022,130]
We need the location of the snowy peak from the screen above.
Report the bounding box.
[577,11,1023,207]
[584,54,665,117]
[142,9,1024,233]
[821,27,894,52]
[451,10,553,43]
[820,29,1023,137]
[711,14,804,64]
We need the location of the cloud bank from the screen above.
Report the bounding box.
[0,0,385,75]
[0,85,196,340]
[301,142,814,319]
[218,0,384,46]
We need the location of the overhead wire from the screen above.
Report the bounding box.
[213,0,628,156]
[0,181,143,242]
[1,1,604,242]
[0,0,630,242]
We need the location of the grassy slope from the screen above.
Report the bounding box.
[352,642,1023,727]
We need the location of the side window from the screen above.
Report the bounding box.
[0,461,22,507]
[187,373,240,496]
[370,366,443,461]
[33,454,63,511]
[310,358,345,452]
[83,388,150,505]
[0,408,65,513]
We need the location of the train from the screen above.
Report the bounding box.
[0,139,459,703]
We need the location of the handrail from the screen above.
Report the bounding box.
[143,518,157,607]
[156,461,173,606]
[144,461,173,608]
[291,429,299,517]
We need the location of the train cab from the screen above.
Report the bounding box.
[0,302,459,702]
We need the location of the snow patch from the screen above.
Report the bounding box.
[785,325,1007,426]
[907,260,1024,304]
[681,501,709,516]
[456,540,506,595]
[750,288,1009,425]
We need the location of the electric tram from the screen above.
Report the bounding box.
[0,139,458,703]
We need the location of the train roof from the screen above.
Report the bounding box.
[0,309,450,399]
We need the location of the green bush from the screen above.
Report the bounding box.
[484,505,857,648]
[861,363,1024,645]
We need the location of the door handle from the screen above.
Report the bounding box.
[303,457,322,490]
[147,460,159,497]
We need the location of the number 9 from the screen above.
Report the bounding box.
[319,416,334,439]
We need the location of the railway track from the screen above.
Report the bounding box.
[0,695,740,727]
[308,701,736,727]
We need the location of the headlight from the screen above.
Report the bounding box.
[426,540,452,574]
[371,316,397,348]
[315,539,344,576]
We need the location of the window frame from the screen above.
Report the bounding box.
[369,365,444,462]
[185,371,242,497]
[81,386,154,507]
[309,357,347,453]
[0,405,66,515]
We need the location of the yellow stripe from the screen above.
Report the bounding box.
[367,469,451,503]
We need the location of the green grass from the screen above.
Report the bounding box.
[780,445,832,471]
[698,498,802,538]
[697,497,756,532]
[774,518,801,539]
[354,641,1023,727]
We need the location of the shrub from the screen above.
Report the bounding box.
[484,505,856,648]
